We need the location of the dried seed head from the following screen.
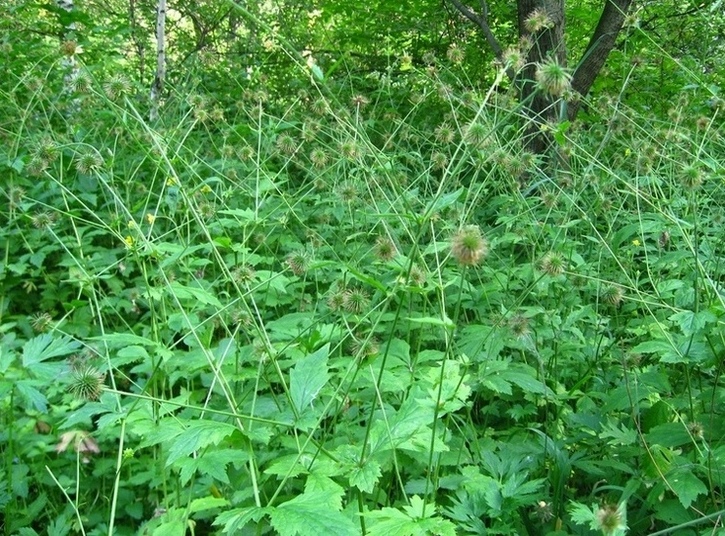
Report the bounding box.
[374,236,397,262]
[539,252,566,276]
[601,284,625,306]
[524,8,554,33]
[535,59,572,97]
[595,503,627,535]
[342,287,370,314]
[451,225,489,266]
[69,363,105,401]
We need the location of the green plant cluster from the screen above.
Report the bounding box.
[1,4,725,536]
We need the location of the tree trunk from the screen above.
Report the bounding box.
[57,0,80,121]
[568,0,633,119]
[517,0,566,155]
[150,0,167,121]
[446,0,634,156]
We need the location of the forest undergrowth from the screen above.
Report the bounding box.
[1,26,725,536]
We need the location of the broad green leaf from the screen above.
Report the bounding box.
[15,380,48,413]
[269,490,357,536]
[349,459,381,493]
[166,420,239,466]
[214,506,269,533]
[22,334,79,367]
[669,470,707,508]
[290,344,330,413]
[114,345,149,366]
[424,188,463,216]
[669,310,717,336]
[168,281,222,308]
[188,496,229,513]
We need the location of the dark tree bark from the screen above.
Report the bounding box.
[447,0,633,155]
[517,0,566,154]
[568,0,634,119]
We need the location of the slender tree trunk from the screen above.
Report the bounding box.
[128,0,147,82]
[150,0,166,121]
[57,0,81,120]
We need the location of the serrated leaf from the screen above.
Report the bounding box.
[15,380,48,413]
[349,460,382,493]
[290,344,329,414]
[166,420,239,466]
[188,496,229,513]
[22,334,80,367]
[114,345,149,366]
[670,470,707,508]
[168,281,222,308]
[214,506,269,533]
[669,310,717,336]
[269,491,357,536]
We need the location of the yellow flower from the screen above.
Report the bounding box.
[200,184,212,194]
[632,239,641,247]
[127,220,136,228]
[166,176,178,186]
[146,213,156,224]
[124,235,134,248]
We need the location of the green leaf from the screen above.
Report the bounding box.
[214,506,269,533]
[166,420,239,466]
[168,281,222,308]
[188,496,229,514]
[669,310,717,337]
[365,496,457,536]
[15,380,48,413]
[424,188,463,217]
[669,469,707,508]
[349,460,382,493]
[22,334,80,367]
[290,344,330,413]
[569,502,597,529]
[269,491,357,536]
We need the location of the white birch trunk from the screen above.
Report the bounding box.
[150,0,167,121]
[57,0,81,118]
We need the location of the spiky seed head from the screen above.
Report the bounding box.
[351,94,370,109]
[276,134,296,155]
[601,284,625,306]
[309,148,329,169]
[535,59,571,97]
[104,75,131,100]
[447,44,464,64]
[464,122,489,146]
[451,225,489,266]
[502,46,525,72]
[435,123,455,144]
[69,364,105,401]
[524,8,554,33]
[374,236,397,262]
[408,265,427,287]
[238,145,255,161]
[31,312,53,332]
[342,287,370,314]
[539,252,566,276]
[431,151,448,170]
[75,149,103,174]
[682,165,703,190]
[286,250,311,276]
[595,503,627,535]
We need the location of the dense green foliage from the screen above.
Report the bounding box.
[1,1,725,535]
